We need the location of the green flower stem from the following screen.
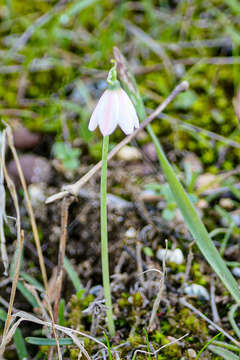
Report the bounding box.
[101,135,115,337]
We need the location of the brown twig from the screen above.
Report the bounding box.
[0,230,24,355]
[5,125,48,290]
[45,80,189,204]
[148,240,168,332]
[0,131,9,275]
[53,196,72,322]
[181,241,194,293]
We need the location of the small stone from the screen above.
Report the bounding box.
[184,284,209,301]
[125,227,137,239]
[232,267,240,278]
[142,143,158,162]
[220,210,240,227]
[28,183,47,219]
[187,348,197,358]
[196,199,208,209]
[117,145,142,161]
[157,248,184,265]
[28,183,46,207]
[89,285,103,297]
[12,124,41,150]
[219,198,234,209]
[7,155,52,185]
[195,173,218,191]
[182,153,203,173]
[140,189,160,202]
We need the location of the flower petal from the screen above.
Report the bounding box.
[117,89,139,135]
[88,90,109,132]
[98,90,119,136]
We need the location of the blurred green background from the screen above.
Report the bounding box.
[1,0,240,170]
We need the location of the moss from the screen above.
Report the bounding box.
[177,309,208,337]
[191,263,208,285]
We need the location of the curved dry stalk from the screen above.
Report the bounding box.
[0,231,24,356]
[180,298,240,347]
[148,240,168,332]
[132,332,188,359]
[5,125,48,290]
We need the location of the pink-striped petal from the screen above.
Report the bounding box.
[98,90,119,136]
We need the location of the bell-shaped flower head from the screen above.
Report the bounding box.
[88,61,139,136]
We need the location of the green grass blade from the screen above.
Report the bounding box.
[58,299,66,326]
[17,281,38,308]
[196,332,222,359]
[114,48,240,305]
[20,272,44,291]
[150,131,240,305]
[25,337,73,346]
[209,345,239,359]
[13,328,29,360]
[103,333,113,360]
[64,256,83,292]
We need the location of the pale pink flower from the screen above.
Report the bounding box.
[88,87,139,136]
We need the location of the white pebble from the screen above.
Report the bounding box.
[156,248,184,265]
[232,267,240,278]
[117,145,142,161]
[184,284,209,301]
[125,227,137,239]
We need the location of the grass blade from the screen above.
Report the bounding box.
[64,256,83,293]
[209,345,239,359]
[26,337,73,346]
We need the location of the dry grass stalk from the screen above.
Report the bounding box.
[148,240,168,332]
[53,196,72,322]
[44,296,62,360]
[181,241,194,293]
[0,131,9,275]
[136,241,145,288]
[0,230,24,356]
[5,125,48,290]
[132,332,188,358]
[180,298,240,346]
[210,276,221,324]
[12,310,108,351]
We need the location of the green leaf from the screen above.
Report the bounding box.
[14,328,29,360]
[64,257,83,293]
[17,281,38,308]
[20,272,44,291]
[209,345,239,359]
[25,337,73,346]
[173,90,197,110]
[58,299,66,326]
[53,142,81,170]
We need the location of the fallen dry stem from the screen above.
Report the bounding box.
[148,240,167,332]
[5,125,48,290]
[0,230,24,355]
[180,298,240,347]
[53,196,72,322]
[132,332,188,358]
[46,80,189,204]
